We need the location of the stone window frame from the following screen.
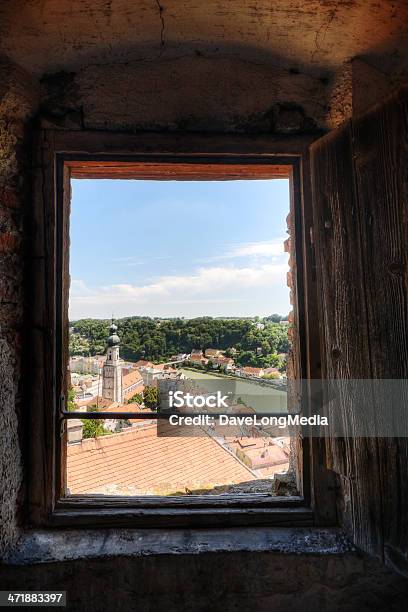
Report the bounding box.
[27,129,336,528]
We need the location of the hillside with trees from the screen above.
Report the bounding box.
[69,317,290,369]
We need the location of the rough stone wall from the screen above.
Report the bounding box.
[0,338,19,556]
[0,63,38,557]
[326,58,400,129]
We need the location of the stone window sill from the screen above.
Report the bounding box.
[4,527,353,566]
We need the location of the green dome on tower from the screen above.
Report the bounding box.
[107,322,120,347]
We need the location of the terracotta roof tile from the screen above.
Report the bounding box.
[104,402,143,413]
[76,396,115,410]
[123,369,143,387]
[242,366,263,375]
[67,423,255,495]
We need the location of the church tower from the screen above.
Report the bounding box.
[102,322,123,404]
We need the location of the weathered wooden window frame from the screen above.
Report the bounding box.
[28,130,336,528]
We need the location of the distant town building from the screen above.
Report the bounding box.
[69,355,106,375]
[170,353,189,362]
[134,360,154,369]
[101,322,123,403]
[212,355,234,371]
[122,369,144,401]
[189,354,209,366]
[205,348,222,358]
[142,364,185,386]
[236,366,265,378]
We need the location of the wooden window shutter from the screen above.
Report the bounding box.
[310,87,408,571]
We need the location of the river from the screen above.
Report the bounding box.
[179,368,287,414]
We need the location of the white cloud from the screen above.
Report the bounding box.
[69,260,290,319]
[197,239,286,264]
[70,279,93,297]
[228,240,285,258]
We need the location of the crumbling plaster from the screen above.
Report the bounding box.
[1,1,407,133]
[1,0,407,79]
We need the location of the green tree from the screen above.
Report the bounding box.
[69,316,290,373]
[143,385,159,410]
[262,372,281,380]
[126,392,143,404]
[266,313,282,323]
[69,334,90,356]
[81,419,107,439]
[235,351,254,366]
[67,386,76,412]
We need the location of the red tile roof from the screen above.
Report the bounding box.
[123,369,143,385]
[241,443,289,469]
[104,402,142,413]
[228,437,290,475]
[242,366,264,375]
[104,402,153,424]
[215,355,233,363]
[67,423,255,495]
[122,369,144,400]
[75,396,114,410]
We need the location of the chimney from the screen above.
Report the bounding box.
[67,419,83,443]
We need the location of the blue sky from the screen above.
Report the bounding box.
[69,179,291,319]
